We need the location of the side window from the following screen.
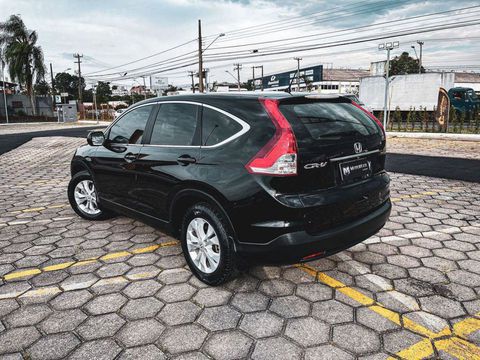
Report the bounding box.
[201,107,242,146]
[150,103,198,146]
[108,106,152,144]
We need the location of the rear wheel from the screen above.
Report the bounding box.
[68,171,114,220]
[180,202,237,285]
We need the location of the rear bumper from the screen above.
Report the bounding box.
[235,199,391,264]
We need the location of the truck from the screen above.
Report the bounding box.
[359,73,479,115]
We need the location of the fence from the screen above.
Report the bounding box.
[0,105,56,123]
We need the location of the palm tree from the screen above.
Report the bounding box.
[0,15,45,115]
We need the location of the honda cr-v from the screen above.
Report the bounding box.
[68,93,391,285]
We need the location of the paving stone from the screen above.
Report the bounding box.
[312,299,354,324]
[157,268,191,284]
[40,309,87,334]
[121,297,164,319]
[296,282,333,302]
[333,323,381,355]
[69,339,122,360]
[305,344,354,360]
[269,295,310,318]
[84,293,127,315]
[118,345,166,360]
[231,292,269,312]
[285,317,329,347]
[251,337,302,360]
[258,279,295,297]
[156,283,197,303]
[0,299,19,317]
[6,304,51,327]
[383,329,426,354]
[77,313,126,340]
[204,331,253,360]
[27,333,80,360]
[239,311,284,338]
[116,319,165,347]
[122,279,163,298]
[50,289,92,310]
[419,295,466,319]
[192,287,232,307]
[157,301,201,325]
[157,324,207,354]
[196,305,241,331]
[0,326,41,354]
[409,267,448,284]
[356,306,400,332]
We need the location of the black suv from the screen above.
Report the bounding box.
[68,93,390,285]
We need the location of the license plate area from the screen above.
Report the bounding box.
[339,158,372,183]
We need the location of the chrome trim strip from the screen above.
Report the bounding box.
[330,149,380,162]
[104,100,250,149]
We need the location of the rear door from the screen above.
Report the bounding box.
[134,102,201,220]
[277,97,385,193]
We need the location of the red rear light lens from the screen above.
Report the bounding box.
[351,101,385,138]
[246,98,298,176]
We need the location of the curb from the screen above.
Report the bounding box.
[387,131,480,142]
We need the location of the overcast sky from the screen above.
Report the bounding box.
[2,0,479,88]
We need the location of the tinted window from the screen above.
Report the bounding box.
[150,103,198,145]
[280,102,379,139]
[108,106,152,144]
[202,107,242,146]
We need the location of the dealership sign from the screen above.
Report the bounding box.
[260,65,322,89]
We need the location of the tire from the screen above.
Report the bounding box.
[68,171,114,220]
[180,202,238,285]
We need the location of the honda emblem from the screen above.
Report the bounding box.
[354,142,362,154]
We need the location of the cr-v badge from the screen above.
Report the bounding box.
[304,162,328,169]
[354,142,363,153]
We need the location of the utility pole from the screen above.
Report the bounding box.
[50,63,56,112]
[417,41,424,74]
[294,57,302,92]
[378,41,399,129]
[93,83,99,124]
[73,53,83,119]
[141,76,147,99]
[188,71,195,93]
[198,20,204,93]
[255,65,264,91]
[251,66,255,91]
[1,57,8,124]
[233,63,242,91]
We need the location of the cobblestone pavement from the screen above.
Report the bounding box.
[0,137,479,359]
[387,136,480,160]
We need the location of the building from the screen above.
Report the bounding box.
[112,86,129,96]
[319,68,370,94]
[453,72,480,92]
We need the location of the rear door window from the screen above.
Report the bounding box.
[201,107,242,146]
[150,103,199,146]
[280,102,380,140]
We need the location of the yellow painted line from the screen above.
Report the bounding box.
[5,203,69,215]
[297,263,480,359]
[3,240,179,281]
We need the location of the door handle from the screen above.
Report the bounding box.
[177,155,196,166]
[124,153,138,162]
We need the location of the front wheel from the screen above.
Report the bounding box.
[180,203,238,285]
[68,171,114,220]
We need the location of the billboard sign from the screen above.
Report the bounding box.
[260,65,322,89]
[150,76,168,90]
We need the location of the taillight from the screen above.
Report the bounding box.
[246,98,298,176]
[351,101,385,139]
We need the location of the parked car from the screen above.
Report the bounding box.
[68,93,391,285]
[448,87,480,117]
[113,108,126,119]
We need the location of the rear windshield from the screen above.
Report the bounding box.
[280,102,379,139]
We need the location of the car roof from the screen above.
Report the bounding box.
[130,92,345,107]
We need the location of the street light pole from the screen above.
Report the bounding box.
[233,63,242,91]
[252,66,255,91]
[294,57,302,92]
[417,41,424,74]
[379,41,399,129]
[255,66,264,91]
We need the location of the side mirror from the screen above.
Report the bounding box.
[87,131,105,146]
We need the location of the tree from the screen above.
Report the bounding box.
[34,79,50,95]
[54,72,85,100]
[95,81,112,104]
[390,52,425,76]
[0,15,46,115]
